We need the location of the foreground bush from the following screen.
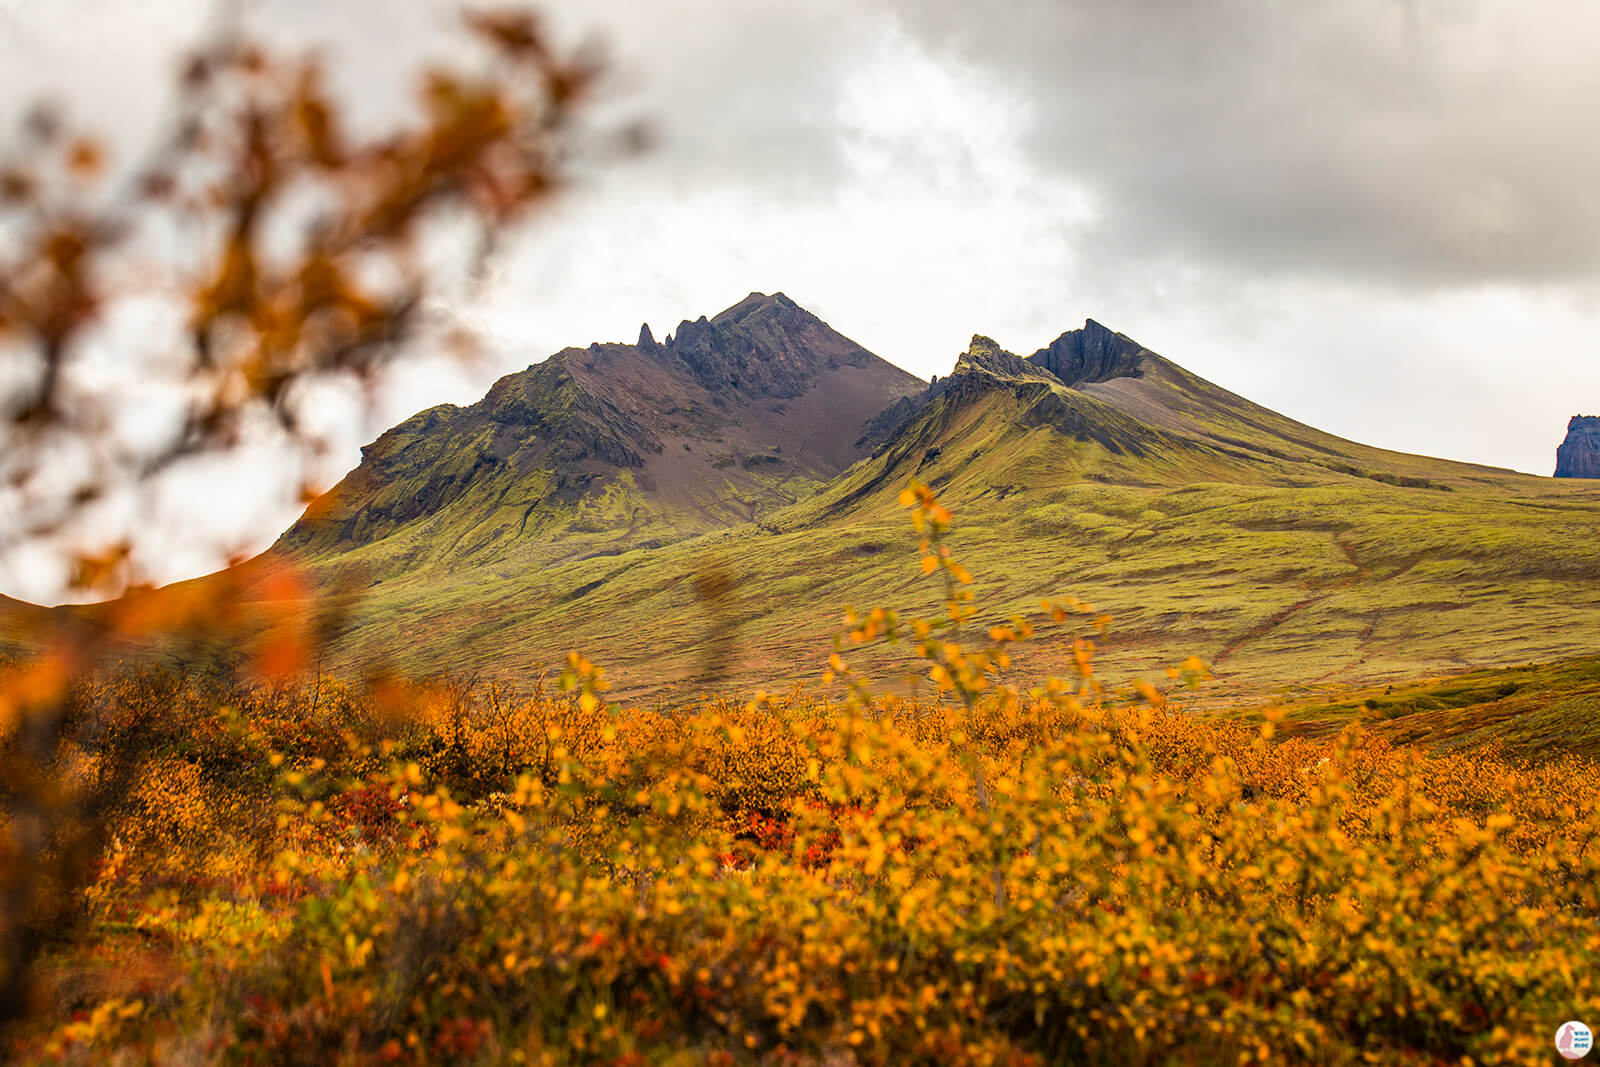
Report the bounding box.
[2,672,1594,1065]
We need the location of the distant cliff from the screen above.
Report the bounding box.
[1555,416,1600,478]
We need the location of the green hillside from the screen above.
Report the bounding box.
[269,309,1600,706]
[1273,654,1600,760]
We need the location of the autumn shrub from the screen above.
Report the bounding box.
[22,686,1590,1065]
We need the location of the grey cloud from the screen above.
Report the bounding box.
[248,0,883,194]
[543,0,887,194]
[884,0,1600,288]
[11,0,1600,291]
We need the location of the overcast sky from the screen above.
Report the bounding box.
[4,0,1600,598]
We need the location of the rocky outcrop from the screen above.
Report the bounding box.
[957,335,1065,385]
[665,292,876,399]
[854,329,1147,456]
[1555,416,1600,478]
[853,330,1181,466]
[1028,318,1146,385]
[855,336,1055,454]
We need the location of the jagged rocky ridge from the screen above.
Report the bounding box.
[856,320,1160,455]
[288,308,1219,567]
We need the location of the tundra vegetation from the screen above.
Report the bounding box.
[1,485,1598,1064]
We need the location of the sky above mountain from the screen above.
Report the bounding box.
[3,0,1600,595]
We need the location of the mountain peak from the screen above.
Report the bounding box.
[710,291,796,326]
[637,322,657,349]
[1029,319,1147,386]
[664,292,881,399]
[967,334,1005,354]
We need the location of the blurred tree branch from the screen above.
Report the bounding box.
[0,8,621,587]
[0,4,631,1026]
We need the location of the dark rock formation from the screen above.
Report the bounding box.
[856,330,1164,460]
[664,292,877,399]
[637,323,657,349]
[1555,415,1600,478]
[1028,318,1146,385]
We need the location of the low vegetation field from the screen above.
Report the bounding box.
[3,487,1596,1065]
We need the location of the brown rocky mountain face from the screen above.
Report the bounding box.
[1555,416,1600,478]
[278,293,925,573]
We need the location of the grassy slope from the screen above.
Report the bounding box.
[280,355,839,582]
[290,341,1600,713]
[0,594,57,657]
[1271,655,1600,761]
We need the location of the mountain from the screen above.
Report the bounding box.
[280,292,924,576]
[267,302,1600,704]
[803,319,1500,529]
[1555,415,1600,478]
